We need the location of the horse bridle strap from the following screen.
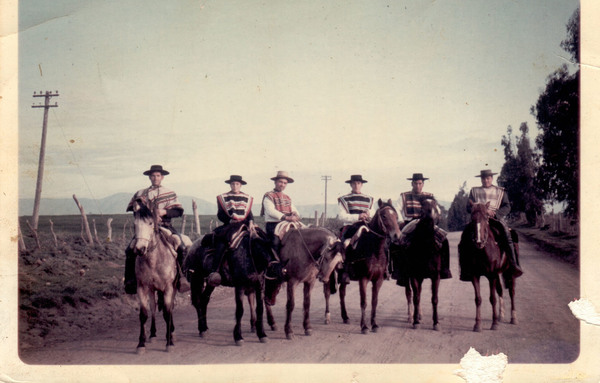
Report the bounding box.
[369,206,393,239]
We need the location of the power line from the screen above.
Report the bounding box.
[321,175,331,221]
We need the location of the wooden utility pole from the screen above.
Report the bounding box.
[321,175,331,222]
[31,91,59,230]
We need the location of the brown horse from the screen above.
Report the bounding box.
[458,202,517,332]
[263,226,344,340]
[402,198,449,330]
[338,199,402,334]
[131,198,177,353]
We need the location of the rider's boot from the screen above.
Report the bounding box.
[440,240,452,279]
[207,241,226,287]
[124,246,137,294]
[504,230,523,278]
[175,244,191,293]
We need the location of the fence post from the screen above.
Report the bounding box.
[106,218,113,242]
[72,194,94,245]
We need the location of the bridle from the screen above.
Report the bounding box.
[368,205,396,239]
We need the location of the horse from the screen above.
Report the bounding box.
[263,226,344,340]
[401,198,449,330]
[458,202,517,332]
[337,199,402,334]
[131,197,178,353]
[184,225,286,345]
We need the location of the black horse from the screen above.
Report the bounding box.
[183,226,285,345]
[400,198,450,330]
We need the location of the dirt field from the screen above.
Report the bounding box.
[17,226,580,369]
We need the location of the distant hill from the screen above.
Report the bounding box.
[18,193,216,216]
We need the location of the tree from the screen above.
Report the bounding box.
[531,7,579,217]
[498,122,544,225]
[447,182,470,232]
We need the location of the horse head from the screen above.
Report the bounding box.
[132,197,157,255]
[419,198,440,226]
[470,202,491,249]
[373,199,402,245]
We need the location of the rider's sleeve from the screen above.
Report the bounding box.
[217,203,231,224]
[496,192,511,219]
[164,206,184,219]
[262,196,285,221]
[338,200,358,225]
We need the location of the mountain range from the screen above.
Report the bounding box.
[18,193,450,217]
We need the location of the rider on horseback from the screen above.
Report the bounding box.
[124,165,190,294]
[260,171,300,252]
[337,174,376,283]
[460,169,524,280]
[394,173,452,284]
[206,175,255,286]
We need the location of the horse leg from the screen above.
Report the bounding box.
[265,302,277,331]
[410,278,422,329]
[496,275,505,322]
[254,283,268,343]
[233,286,245,346]
[489,277,499,330]
[370,277,384,332]
[148,292,157,342]
[359,278,369,334]
[136,289,151,354]
[303,280,315,336]
[431,276,440,331]
[247,292,257,333]
[339,281,350,324]
[323,282,331,325]
[472,277,482,332]
[162,288,176,351]
[405,285,413,324]
[198,283,214,337]
[285,281,297,340]
[507,276,518,325]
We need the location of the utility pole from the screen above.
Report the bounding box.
[31,90,59,230]
[321,175,331,223]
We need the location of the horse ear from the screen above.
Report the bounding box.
[387,198,393,206]
[378,198,383,207]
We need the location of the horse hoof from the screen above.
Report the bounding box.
[305,329,313,336]
[199,331,206,338]
[371,326,379,333]
[136,347,146,355]
[413,323,420,330]
[270,324,278,331]
[361,328,369,335]
[343,318,350,324]
[511,318,518,325]
[473,325,482,332]
[286,333,295,340]
[166,345,174,352]
[235,339,244,346]
[491,323,499,331]
[433,324,441,331]
[259,336,268,343]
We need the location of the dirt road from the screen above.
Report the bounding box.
[19,232,579,366]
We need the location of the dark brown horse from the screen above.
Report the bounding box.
[338,199,402,334]
[263,226,344,340]
[402,198,449,330]
[184,226,286,345]
[458,202,517,332]
[131,198,178,353]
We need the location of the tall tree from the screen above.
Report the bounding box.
[531,7,579,217]
[447,182,470,232]
[498,122,544,225]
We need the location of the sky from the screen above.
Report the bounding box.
[17,0,580,214]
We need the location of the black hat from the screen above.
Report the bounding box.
[345,175,367,184]
[225,175,247,185]
[143,165,169,176]
[407,173,428,181]
[475,169,498,178]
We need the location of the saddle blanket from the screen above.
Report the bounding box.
[157,227,192,257]
[274,221,307,240]
[399,219,447,249]
[344,225,371,250]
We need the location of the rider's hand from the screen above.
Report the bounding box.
[158,208,167,217]
[487,209,495,218]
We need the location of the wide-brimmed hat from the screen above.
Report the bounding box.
[407,173,429,181]
[346,175,368,184]
[143,164,169,176]
[225,175,247,185]
[270,170,294,183]
[475,169,498,178]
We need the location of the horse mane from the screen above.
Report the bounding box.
[134,198,153,219]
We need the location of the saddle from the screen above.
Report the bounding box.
[274,221,306,240]
[399,219,447,250]
[344,225,371,250]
